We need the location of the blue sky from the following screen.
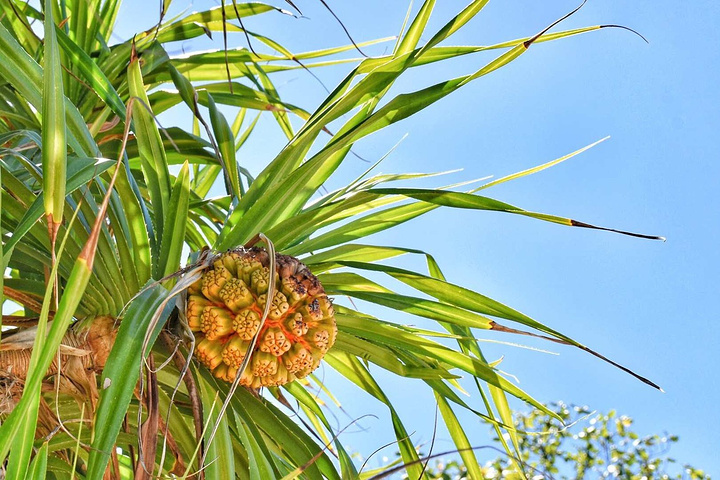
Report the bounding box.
[116,0,719,475]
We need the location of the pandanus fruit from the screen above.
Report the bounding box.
[186,247,337,389]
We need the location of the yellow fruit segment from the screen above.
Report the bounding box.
[233,309,261,340]
[218,278,254,312]
[187,247,337,387]
[200,306,235,341]
[196,338,224,370]
[284,344,313,374]
[259,328,292,357]
[201,266,232,302]
[222,336,250,368]
[285,312,308,337]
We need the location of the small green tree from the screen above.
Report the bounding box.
[421,403,709,480]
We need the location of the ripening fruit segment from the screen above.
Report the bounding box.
[188,248,337,388]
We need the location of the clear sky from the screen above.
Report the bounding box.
[115,0,720,475]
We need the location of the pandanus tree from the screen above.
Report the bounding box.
[0,0,663,478]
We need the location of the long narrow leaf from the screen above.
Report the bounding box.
[207,94,242,198]
[198,370,236,480]
[85,284,171,480]
[41,0,66,239]
[128,49,172,271]
[159,161,190,278]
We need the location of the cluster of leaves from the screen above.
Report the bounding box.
[0,0,664,478]
[418,403,710,480]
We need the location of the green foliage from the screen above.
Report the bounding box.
[420,403,710,480]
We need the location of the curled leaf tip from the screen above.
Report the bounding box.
[317,0,368,57]
[600,24,649,44]
[525,0,588,49]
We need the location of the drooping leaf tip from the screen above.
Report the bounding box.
[578,344,662,391]
[282,0,302,16]
[600,24,649,44]
[569,219,665,241]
